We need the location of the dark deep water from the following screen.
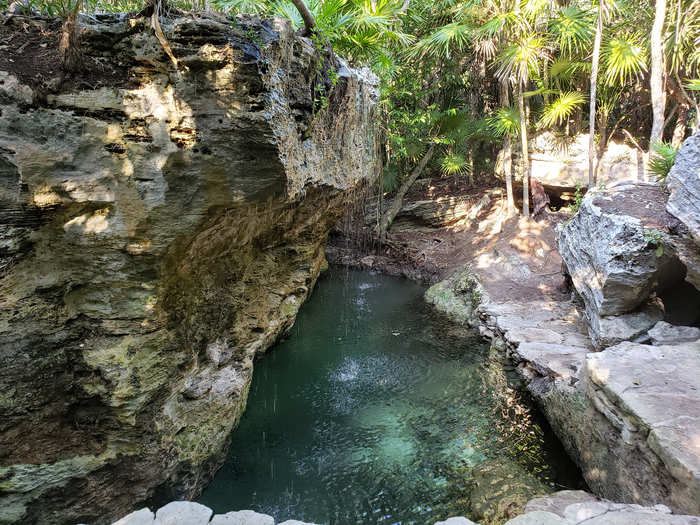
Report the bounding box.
[198,268,582,524]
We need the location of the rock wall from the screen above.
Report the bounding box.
[0,12,377,525]
[495,132,642,198]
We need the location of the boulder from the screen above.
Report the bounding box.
[154,502,213,525]
[586,298,665,348]
[434,518,480,525]
[0,12,377,525]
[495,132,640,197]
[507,491,700,525]
[393,193,491,231]
[666,131,700,246]
[648,321,700,345]
[113,509,156,525]
[558,183,684,347]
[583,341,700,515]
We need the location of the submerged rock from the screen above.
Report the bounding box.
[0,12,377,525]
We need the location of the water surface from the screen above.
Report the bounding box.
[199,268,581,524]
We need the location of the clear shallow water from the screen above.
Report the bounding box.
[199,268,582,524]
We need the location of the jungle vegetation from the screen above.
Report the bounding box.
[9,0,700,217]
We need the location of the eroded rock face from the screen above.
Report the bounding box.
[557,183,691,348]
[667,131,700,246]
[0,12,377,525]
[583,342,700,514]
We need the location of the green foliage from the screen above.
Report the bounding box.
[440,151,470,176]
[566,183,584,217]
[648,141,679,181]
[644,228,665,257]
[602,34,648,85]
[686,78,700,91]
[487,106,520,138]
[549,5,594,56]
[381,164,401,193]
[539,91,585,128]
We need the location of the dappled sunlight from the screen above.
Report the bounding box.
[63,208,111,235]
[32,186,62,207]
[588,364,611,384]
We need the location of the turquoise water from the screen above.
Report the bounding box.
[199,268,582,524]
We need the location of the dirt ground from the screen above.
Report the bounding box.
[0,13,137,94]
[328,174,572,304]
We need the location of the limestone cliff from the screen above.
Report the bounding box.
[0,11,377,525]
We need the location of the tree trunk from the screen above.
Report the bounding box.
[670,101,688,147]
[517,83,530,218]
[59,10,82,74]
[650,0,667,144]
[290,0,317,35]
[377,145,435,238]
[588,0,603,188]
[595,111,609,181]
[499,81,516,216]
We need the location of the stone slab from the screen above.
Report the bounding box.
[154,502,213,525]
[210,510,275,525]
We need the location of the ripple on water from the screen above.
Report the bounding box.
[198,268,583,524]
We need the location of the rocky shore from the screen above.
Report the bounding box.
[427,132,700,519]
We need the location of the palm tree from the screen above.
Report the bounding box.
[589,0,604,188]
[496,33,548,218]
[489,89,520,216]
[650,0,668,144]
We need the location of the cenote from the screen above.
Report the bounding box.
[199,268,583,524]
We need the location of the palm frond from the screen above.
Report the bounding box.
[495,35,548,84]
[412,21,474,58]
[602,33,648,86]
[487,105,521,137]
[539,91,585,128]
[549,5,594,56]
[441,152,471,176]
[648,141,678,181]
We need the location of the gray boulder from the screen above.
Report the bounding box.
[648,321,700,345]
[667,131,700,246]
[154,502,213,525]
[558,183,684,347]
[559,184,677,317]
[496,132,640,197]
[506,491,700,524]
[583,341,700,515]
[586,298,665,348]
[112,508,155,525]
[434,518,480,525]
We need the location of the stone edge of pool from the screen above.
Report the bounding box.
[424,264,700,518]
[104,490,700,525]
